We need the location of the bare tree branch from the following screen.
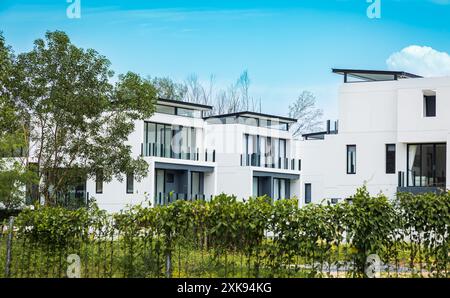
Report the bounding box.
[289,91,324,138]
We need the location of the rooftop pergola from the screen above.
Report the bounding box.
[332,68,422,83]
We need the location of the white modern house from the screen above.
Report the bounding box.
[86,99,301,212]
[10,68,450,213]
[86,99,217,212]
[299,69,450,205]
[205,112,301,200]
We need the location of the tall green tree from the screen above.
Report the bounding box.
[8,31,157,206]
[0,32,37,210]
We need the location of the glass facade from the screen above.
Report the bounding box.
[155,104,202,118]
[207,116,290,131]
[156,104,176,115]
[407,143,446,187]
[144,122,198,159]
[154,169,205,205]
[273,178,289,200]
[243,134,288,168]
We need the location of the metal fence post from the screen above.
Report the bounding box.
[165,251,172,278]
[4,216,14,278]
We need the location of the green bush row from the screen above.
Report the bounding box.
[3,186,450,277]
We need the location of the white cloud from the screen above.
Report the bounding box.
[386,45,450,77]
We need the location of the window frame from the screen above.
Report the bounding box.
[424,95,436,117]
[407,143,446,187]
[95,170,103,194]
[126,173,134,194]
[305,183,312,204]
[386,144,396,174]
[346,145,357,175]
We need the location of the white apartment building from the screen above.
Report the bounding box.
[11,68,449,212]
[86,99,301,212]
[299,69,450,205]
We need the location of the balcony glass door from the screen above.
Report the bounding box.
[407,143,446,187]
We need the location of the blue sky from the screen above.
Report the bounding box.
[2,0,450,120]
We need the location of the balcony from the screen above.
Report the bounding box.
[154,192,213,206]
[397,171,446,194]
[240,153,301,171]
[141,143,215,162]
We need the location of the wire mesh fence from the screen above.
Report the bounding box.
[1,190,449,278]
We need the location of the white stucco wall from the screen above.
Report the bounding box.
[299,76,450,204]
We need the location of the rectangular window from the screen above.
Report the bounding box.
[144,122,198,158]
[95,170,103,194]
[305,183,312,204]
[155,104,176,115]
[239,117,258,127]
[252,177,258,197]
[155,169,165,205]
[126,173,134,194]
[273,178,289,200]
[191,172,203,198]
[347,145,356,174]
[259,119,271,128]
[407,143,446,187]
[424,95,436,117]
[386,144,396,174]
[177,107,194,118]
[273,178,279,200]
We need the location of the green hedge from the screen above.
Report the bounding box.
[2,186,449,278]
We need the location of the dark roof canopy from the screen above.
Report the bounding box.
[332,68,422,82]
[205,111,297,123]
[157,98,213,110]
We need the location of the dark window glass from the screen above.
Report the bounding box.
[126,173,134,194]
[166,173,174,183]
[347,145,356,174]
[424,95,436,117]
[155,104,176,115]
[96,170,103,194]
[259,119,270,128]
[407,143,446,187]
[305,183,312,204]
[386,144,396,174]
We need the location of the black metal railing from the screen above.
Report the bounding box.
[141,143,215,162]
[240,153,301,171]
[154,192,213,206]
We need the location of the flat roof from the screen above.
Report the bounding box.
[332,68,422,82]
[205,111,297,123]
[157,98,213,110]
